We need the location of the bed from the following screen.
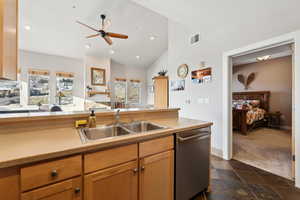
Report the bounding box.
[232,91,270,135]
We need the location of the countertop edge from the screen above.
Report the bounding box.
[0,108,180,123]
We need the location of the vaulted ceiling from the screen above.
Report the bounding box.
[19,0,168,68]
[133,0,300,37]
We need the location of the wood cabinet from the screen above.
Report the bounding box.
[139,150,174,200]
[21,155,82,191]
[84,136,174,200]
[84,161,138,200]
[153,76,169,108]
[0,0,18,80]
[0,136,175,200]
[0,167,19,200]
[140,136,173,157]
[84,144,137,174]
[21,177,82,200]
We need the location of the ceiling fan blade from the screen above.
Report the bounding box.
[76,21,99,32]
[106,32,128,39]
[103,36,113,45]
[86,33,100,39]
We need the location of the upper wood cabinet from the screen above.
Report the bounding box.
[139,150,174,200]
[153,76,169,108]
[0,0,18,80]
[84,161,138,200]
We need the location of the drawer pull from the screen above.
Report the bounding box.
[74,188,81,194]
[50,170,58,178]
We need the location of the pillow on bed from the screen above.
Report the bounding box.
[232,100,248,109]
[247,100,260,108]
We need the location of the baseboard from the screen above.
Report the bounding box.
[280,125,292,131]
[211,147,223,158]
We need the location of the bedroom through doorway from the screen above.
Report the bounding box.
[231,44,294,180]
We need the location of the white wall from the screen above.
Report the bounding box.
[84,56,111,102]
[146,51,168,105]
[18,50,85,110]
[160,20,300,156]
[111,61,147,105]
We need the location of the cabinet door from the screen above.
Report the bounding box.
[140,150,174,200]
[0,167,19,200]
[84,161,138,200]
[21,177,81,200]
[0,0,18,80]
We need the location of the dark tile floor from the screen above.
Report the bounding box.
[196,156,300,200]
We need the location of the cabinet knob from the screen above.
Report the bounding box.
[132,168,138,174]
[141,166,145,171]
[74,188,81,194]
[50,170,58,178]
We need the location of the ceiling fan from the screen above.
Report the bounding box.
[76,14,128,46]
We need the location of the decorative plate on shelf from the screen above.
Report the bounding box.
[177,64,189,79]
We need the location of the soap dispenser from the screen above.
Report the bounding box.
[88,110,97,128]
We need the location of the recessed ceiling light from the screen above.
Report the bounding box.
[85,44,91,49]
[257,55,271,61]
[149,36,156,41]
[24,25,31,30]
[109,49,115,55]
[136,55,140,60]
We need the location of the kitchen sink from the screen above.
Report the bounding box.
[79,125,133,143]
[122,121,166,132]
[79,121,167,143]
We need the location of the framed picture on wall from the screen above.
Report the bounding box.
[191,67,212,84]
[91,67,106,86]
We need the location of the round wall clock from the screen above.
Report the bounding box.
[177,64,189,79]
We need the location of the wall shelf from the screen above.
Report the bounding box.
[88,91,110,97]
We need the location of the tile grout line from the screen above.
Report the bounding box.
[229,162,261,200]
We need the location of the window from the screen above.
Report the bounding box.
[114,79,127,102]
[56,72,74,105]
[0,80,20,106]
[127,80,141,104]
[28,69,50,105]
[113,79,141,104]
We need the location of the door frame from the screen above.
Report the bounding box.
[222,32,299,187]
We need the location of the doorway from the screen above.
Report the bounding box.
[231,45,293,179]
[222,33,299,187]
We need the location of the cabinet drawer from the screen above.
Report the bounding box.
[84,144,138,174]
[21,155,82,191]
[22,177,81,200]
[140,136,174,158]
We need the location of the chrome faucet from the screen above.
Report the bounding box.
[115,109,120,125]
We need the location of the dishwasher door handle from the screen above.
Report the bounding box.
[177,133,210,142]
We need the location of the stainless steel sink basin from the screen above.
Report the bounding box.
[122,121,166,132]
[78,121,166,143]
[79,125,132,143]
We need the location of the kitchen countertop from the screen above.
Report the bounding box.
[0,117,212,169]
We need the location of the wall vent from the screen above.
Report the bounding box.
[190,34,200,45]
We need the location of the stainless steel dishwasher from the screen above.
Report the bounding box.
[175,126,211,200]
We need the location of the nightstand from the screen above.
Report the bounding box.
[266,112,282,129]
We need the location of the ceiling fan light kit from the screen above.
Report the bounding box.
[77,14,128,46]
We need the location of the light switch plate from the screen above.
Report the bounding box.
[197,98,204,104]
[204,98,209,104]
